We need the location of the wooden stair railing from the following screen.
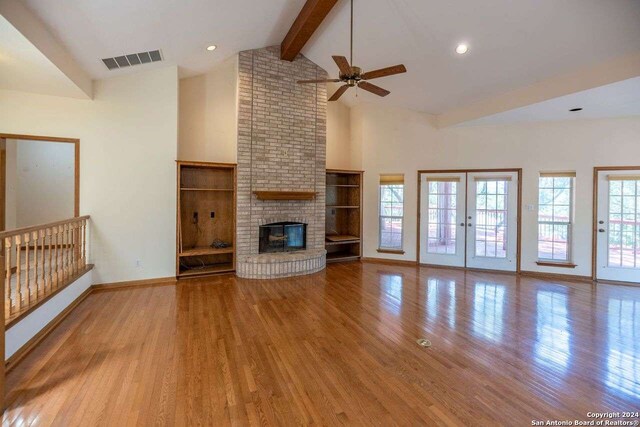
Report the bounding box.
[0,216,90,326]
[0,216,90,412]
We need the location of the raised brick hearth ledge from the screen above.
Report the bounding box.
[237,249,326,279]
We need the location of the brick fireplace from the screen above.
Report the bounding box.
[236,46,327,279]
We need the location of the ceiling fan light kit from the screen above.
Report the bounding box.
[297,0,407,101]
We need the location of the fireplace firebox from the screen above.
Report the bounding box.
[259,222,307,253]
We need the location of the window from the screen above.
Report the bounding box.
[607,175,640,268]
[538,172,575,262]
[379,174,404,251]
[426,178,459,254]
[475,178,509,258]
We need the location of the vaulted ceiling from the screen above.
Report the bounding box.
[3,0,640,120]
[0,15,86,98]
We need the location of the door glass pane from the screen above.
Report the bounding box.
[427,181,457,254]
[475,180,508,258]
[608,179,640,268]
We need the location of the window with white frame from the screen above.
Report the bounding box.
[379,175,404,251]
[538,172,575,262]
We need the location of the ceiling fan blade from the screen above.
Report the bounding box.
[297,79,342,84]
[328,85,350,101]
[362,64,407,80]
[358,81,390,97]
[332,56,352,76]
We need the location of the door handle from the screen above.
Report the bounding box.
[599,228,606,233]
[467,223,473,227]
[460,223,465,227]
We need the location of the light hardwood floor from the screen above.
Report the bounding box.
[3,262,640,425]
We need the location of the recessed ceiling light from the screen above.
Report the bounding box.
[455,44,468,54]
[569,107,583,112]
[206,45,217,51]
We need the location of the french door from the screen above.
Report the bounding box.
[419,171,519,272]
[596,169,640,283]
[419,173,466,267]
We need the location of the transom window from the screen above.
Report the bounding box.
[379,175,404,251]
[538,173,575,262]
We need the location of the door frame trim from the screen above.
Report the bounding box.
[592,166,640,281]
[0,133,80,230]
[417,168,523,273]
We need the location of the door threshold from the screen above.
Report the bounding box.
[418,263,517,275]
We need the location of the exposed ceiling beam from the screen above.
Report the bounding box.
[281,0,339,61]
[0,0,93,99]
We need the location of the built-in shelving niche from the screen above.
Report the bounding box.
[177,161,236,277]
[325,170,363,262]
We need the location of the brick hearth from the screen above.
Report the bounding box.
[236,46,327,279]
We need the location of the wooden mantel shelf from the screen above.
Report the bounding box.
[253,191,317,201]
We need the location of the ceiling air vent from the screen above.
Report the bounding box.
[102,50,163,70]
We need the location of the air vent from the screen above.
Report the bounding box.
[102,50,163,70]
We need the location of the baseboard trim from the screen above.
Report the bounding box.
[418,263,519,276]
[92,276,176,292]
[361,257,418,266]
[363,258,597,283]
[5,286,93,372]
[519,270,594,283]
[594,278,640,287]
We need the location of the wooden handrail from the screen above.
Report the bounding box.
[2,216,90,326]
[0,216,90,240]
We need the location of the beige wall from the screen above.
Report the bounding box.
[353,102,640,277]
[14,139,75,227]
[178,55,238,163]
[178,60,354,169]
[4,138,17,230]
[326,101,352,169]
[0,66,179,284]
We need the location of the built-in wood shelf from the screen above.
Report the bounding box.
[180,188,234,192]
[178,263,234,277]
[253,191,317,201]
[176,161,236,278]
[326,239,360,246]
[326,235,359,242]
[179,246,234,257]
[326,169,363,263]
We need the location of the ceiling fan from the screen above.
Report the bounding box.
[297,0,407,101]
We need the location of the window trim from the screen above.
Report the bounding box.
[378,182,405,251]
[537,174,575,264]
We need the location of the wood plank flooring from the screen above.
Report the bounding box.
[3,262,640,425]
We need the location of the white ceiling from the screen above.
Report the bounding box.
[463,77,640,126]
[8,0,640,116]
[0,15,86,98]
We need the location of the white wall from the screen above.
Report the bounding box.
[353,103,640,277]
[12,139,75,227]
[5,269,92,358]
[0,66,178,284]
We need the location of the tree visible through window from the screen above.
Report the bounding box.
[538,173,575,262]
[379,175,404,250]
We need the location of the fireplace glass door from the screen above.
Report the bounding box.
[259,222,307,253]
